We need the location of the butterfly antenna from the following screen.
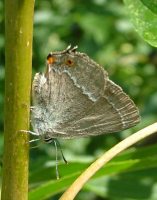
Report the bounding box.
[53,139,59,179]
[55,139,68,164]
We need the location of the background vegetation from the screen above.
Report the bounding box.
[1,0,157,199]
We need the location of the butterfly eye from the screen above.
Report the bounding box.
[47,54,56,65]
[66,59,74,67]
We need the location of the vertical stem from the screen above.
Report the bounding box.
[1,1,34,200]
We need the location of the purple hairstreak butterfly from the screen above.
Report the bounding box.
[28,45,140,178]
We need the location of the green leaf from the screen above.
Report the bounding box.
[124,0,157,47]
[29,155,157,200]
[29,160,157,200]
[86,167,157,199]
[29,173,79,200]
[140,0,157,14]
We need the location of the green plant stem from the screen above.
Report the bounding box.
[1,1,34,200]
[59,122,157,200]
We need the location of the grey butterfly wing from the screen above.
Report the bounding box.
[31,48,140,139]
[63,52,108,101]
[54,78,140,138]
[31,69,98,135]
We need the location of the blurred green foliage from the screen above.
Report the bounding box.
[1,0,157,199]
[125,0,157,47]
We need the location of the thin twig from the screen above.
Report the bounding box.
[59,122,157,200]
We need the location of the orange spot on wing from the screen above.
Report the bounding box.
[47,55,56,64]
[65,59,74,67]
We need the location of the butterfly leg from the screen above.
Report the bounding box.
[19,130,39,136]
[29,138,40,143]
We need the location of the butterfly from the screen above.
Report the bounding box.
[30,45,140,142]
